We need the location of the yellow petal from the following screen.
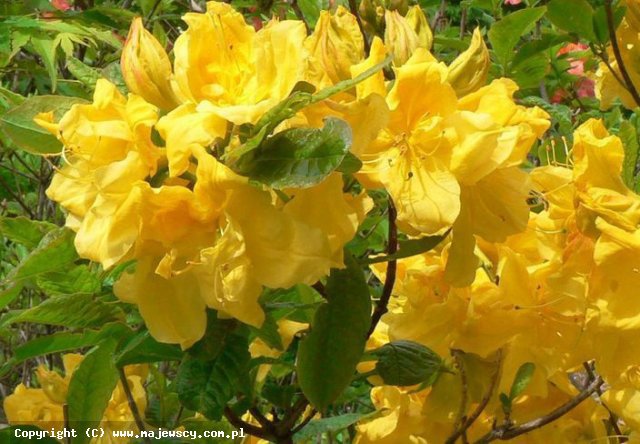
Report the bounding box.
[114,257,207,349]
[226,187,334,289]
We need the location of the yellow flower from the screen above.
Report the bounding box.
[284,173,373,266]
[4,354,147,444]
[174,1,306,124]
[355,386,427,444]
[37,79,162,269]
[447,28,490,97]
[121,17,179,110]
[360,49,461,235]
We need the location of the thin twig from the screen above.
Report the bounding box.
[118,368,151,444]
[290,0,309,33]
[291,408,317,434]
[449,350,469,444]
[447,350,503,444]
[474,376,605,443]
[583,362,626,443]
[0,174,35,218]
[224,406,273,441]
[367,199,397,338]
[605,0,640,107]
[347,0,370,55]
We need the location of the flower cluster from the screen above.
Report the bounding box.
[4,354,147,443]
[357,119,640,441]
[32,1,640,439]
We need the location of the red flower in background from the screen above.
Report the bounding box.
[552,43,595,103]
[504,0,522,5]
[51,0,72,11]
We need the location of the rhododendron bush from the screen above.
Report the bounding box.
[3,0,640,442]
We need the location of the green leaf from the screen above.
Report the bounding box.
[116,331,183,366]
[13,330,102,365]
[7,228,78,284]
[0,216,56,249]
[547,0,595,40]
[593,4,626,44]
[67,56,101,89]
[619,120,639,189]
[231,117,352,189]
[249,311,284,351]
[187,311,238,361]
[67,340,120,444]
[175,329,251,420]
[511,53,550,90]
[0,283,22,311]
[261,285,324,324]
[293,412,371,442]
[363,231,449,265]
[488,7,547,66]
[36,265,101,296]
[509,362,536,400]
[1,293,124,329]
[372,340,443,386]
[336,151,363,174]
[30,36,58,91]
[297,253,372,412]
[1,95,87,154]
[0,85,25,112]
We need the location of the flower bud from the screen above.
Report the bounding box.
[406,5,432,51]
[121,17,179,110]
[384,9,421,66]
[447,28,490,97]
[305,6,364,86]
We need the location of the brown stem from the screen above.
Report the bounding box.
[0,173,35,218]
[367,199,397,338]
[224,406,273,441]
[348,0,371,55]
[605,0,640,107]
[450,349,469,444]
[291,408,317,434]
[118,368,151,444]
[290,0,309,33]
[474,376,605,443]
[583,362,626,443]
[447,350,503,444]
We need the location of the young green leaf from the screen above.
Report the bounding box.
[66,340,120,444]
[488,7,547,66]
[363,231,449,265]
[6,228,78,284]
[1,293,124,329]
[0,216,56,249]
[547,0,595,41]
[509,362,536,400]
[619,120,640,190]
[297,253,372,412]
